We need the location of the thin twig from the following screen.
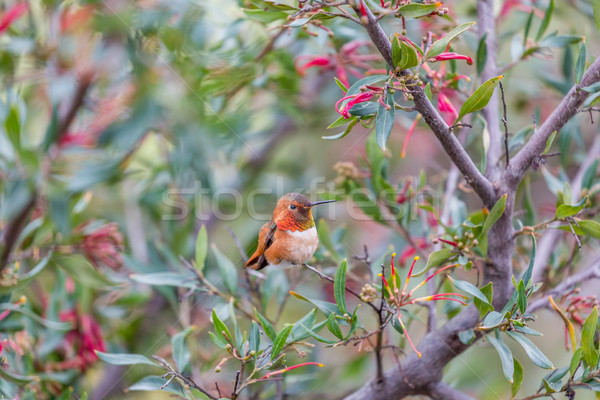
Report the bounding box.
[152,355,218,400]
[375,263,386,384]
[302,263,379,313]
[566,218,582,251]
[499,81,510,166]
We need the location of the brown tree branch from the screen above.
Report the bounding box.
[355,3,496,207]
[528,258,600,314]
[428,381,477,400]
[505,57,600,189]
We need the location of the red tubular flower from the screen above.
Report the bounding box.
[57,309,106,371]
[296,56,332,76]
[400,115,421,158]
[260,362,324,380]
[79,222,124,270]
[437,93,458,125]
[429,52,473,65]
[335,92,374,118]
[0,3,28,34]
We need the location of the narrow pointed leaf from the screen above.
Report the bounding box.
[271,325,294,360]
[334,259,348,314]
[536,0,554,41]
[327,313,344,340]
[254,309,277,341]
[212,309,232,341]
[96,351,157,367]
[582,306,599,368]
[195,225,208,272]
[487,332,514,382]
[448,276,491,305]
[427,22,476,58]
[506,331,554,369]
[456,76,503,122]
[512,358,524,397]
[375,91,395,150]
[397,2,441,18]
[575,42,586,84]
[521,235,536,288]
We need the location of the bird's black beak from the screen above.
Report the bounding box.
[309,200,336,207]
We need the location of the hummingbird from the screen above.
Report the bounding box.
[244,193,335,270]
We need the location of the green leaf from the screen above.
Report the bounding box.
[130,272,197,289]
[289,290,341,316]
[172,326,195,371]
[285,17,311,27]
[582,306,599,368]
[128,376,186,397]
[291,308,318,341]
[0,367,38,384]
[52,254,115,289]
[580,219,600,239]
[582,82,600,93]
[521,235,536,288]
[334,259,348,314]
[482,311,504,328]
[476,33,487,76]
[523,10,535,45]
[427,22,477,58]
[397,2,441,18]
[506,331,554,369]
[375,91,395,150]
[575,42,586,84]
[96,351,157,367]
[544,131,557,154]
[424,82,432,100]
[271,324,293,360]
[517,280,527,314]
[335,77,348,93]
[555,196,588,220]
[299,322,338,344]
[395,40,419,70]
[195,225,208,272]
[487,332,514,382]
[212,309,232,341]
[581,159,598,190]
[410,248,452,277]
[474,282,494,316]
[0,253,52,294]
[322,117,359,140]
[448,276,491,305]
[249,321,261,353]
[345,75,389,98]
[570,347,582,376]
[458,329,475,344]
[254,309,277,341]
[594,0,600,35]
[480,194,508,237]
[512,358,524,397]
[536,0,554,41]
[317,219,340,262]
[327,313,344,340]
[456,75,503,122]
[212,244,237,295]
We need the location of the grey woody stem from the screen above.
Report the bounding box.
[505,57,600,190]
[357,2,496,207]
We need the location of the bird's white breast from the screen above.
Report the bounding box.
[271,227,318,267]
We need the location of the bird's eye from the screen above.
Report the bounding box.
[289,204,297,210]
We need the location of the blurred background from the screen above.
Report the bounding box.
[0,0,599,398]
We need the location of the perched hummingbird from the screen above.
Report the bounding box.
[244,193,335,270]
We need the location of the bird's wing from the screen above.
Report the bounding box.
[244,221,277,270]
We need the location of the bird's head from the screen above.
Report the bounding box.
[273,193,335,231]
